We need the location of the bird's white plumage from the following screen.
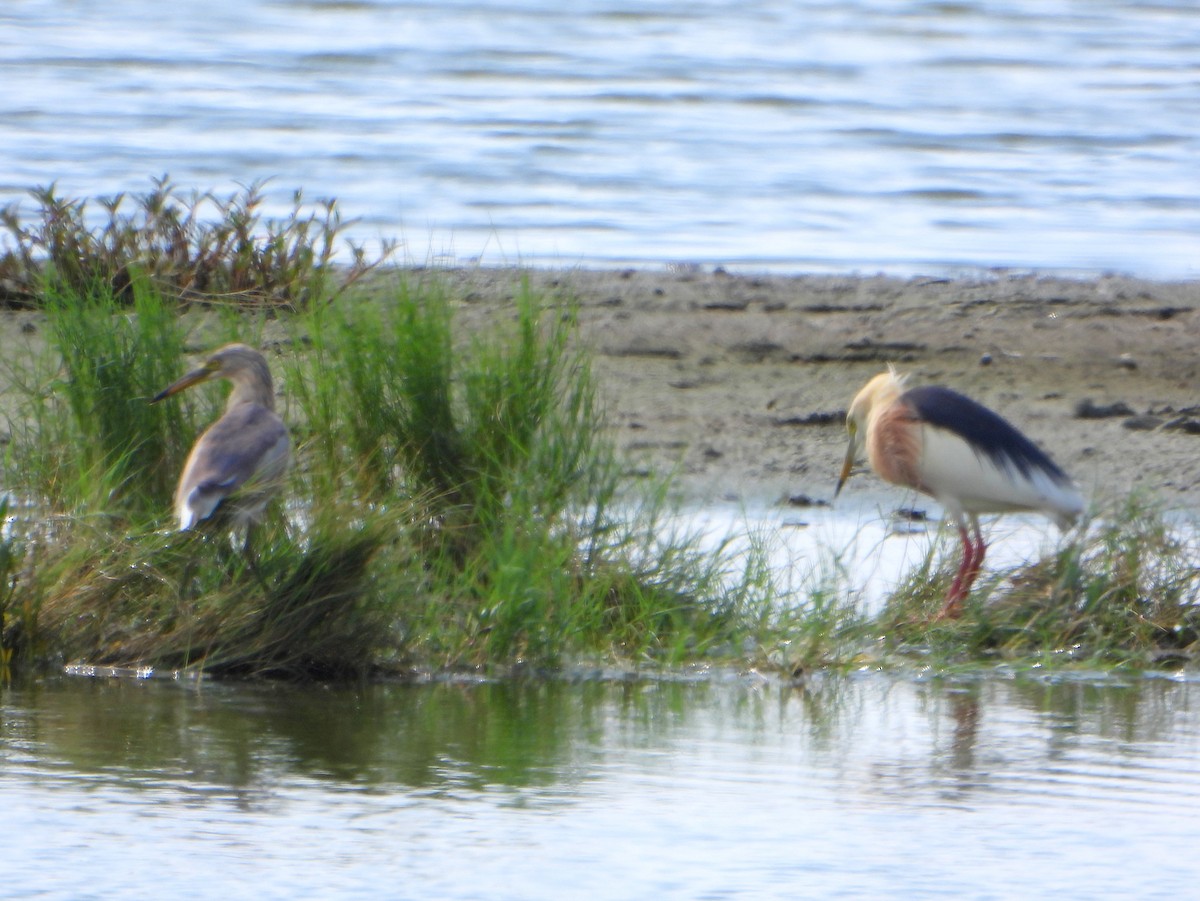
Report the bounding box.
[916,422,1084,528]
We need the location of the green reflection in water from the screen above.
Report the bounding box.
[2,673,1198,802]
[1,677,730,792]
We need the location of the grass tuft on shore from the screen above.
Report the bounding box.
[0,250,777,677]
[871,499,1200,670]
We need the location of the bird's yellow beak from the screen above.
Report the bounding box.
[151,364,216,404]
[834,423,857,498]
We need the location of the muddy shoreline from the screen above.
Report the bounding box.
[445,267,1200,510]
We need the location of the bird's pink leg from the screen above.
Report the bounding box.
[963,526,987,596]
[938,520,986,619]
[937,523,975,619]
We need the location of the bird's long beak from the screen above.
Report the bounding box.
[834,427,857,498]
[151,367,213,404]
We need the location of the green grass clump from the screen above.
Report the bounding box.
[743,530,871,675]
[17,273,193,518]
[0,257,775,677]
[289,273,767,667]
[21,511,391,678]
[871,500,1200,670]
[294,275,601,548]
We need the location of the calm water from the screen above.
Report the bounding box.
[4,674,1200,899]
[2,0,1198,276]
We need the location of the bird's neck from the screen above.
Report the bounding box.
[225,375,276,412]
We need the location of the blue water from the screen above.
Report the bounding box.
[4,675,1200,900]
[2,0,1198,276]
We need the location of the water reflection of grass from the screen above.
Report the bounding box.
[0,181,1197,679]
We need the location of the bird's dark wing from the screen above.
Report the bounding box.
[902,385,1071,484]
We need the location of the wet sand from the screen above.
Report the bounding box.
[444,267,1200,510]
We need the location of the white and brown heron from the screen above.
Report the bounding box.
[835,368,1084,618]
[152,343,290,543]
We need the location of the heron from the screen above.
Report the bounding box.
[834,368,1084,618]
[152,343,291,545]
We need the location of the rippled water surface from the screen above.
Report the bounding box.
[4,674,1200,899]
[2,0,1198,276]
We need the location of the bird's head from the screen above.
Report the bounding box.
[151,344,275,410]
[834,367,907,498]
